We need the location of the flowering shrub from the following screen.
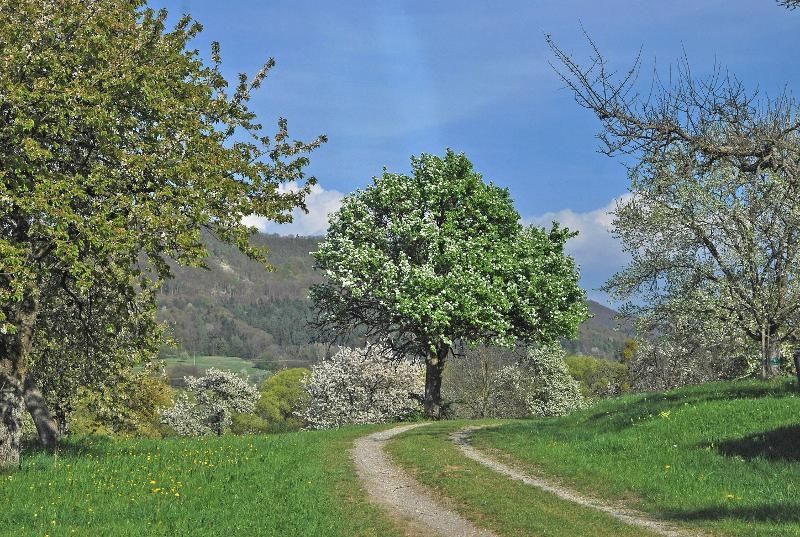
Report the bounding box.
[629,337,757,392]
[301,344,424,429]
[160,368,258,436]
[488,344,584,418]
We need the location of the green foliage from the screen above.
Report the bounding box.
[312,150,587,354]
[311,150,586,414]
[564,354,630,400]
[474,378,800,537]
[0,0,322,462]
[70,362,174,439]
[228,412,269,435]
[1,426,408,536]
[255,368,311,432]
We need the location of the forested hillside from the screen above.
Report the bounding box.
[158,233,633,368]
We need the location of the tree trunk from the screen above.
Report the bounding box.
[423,345,448,419]
[761,331,781,379]
[23,375,59,450]
[0,295,39,469]
[793,349,800,389]
[0,373,24,470]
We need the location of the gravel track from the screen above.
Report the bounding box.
[352,423,497,537]
[451,426,704,537]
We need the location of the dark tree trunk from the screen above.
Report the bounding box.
[793,350,800,389]
[423,345,448,419]
[23,375,59,450]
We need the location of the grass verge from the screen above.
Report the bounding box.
[387,420,662,537]
[472,378,800,537]
[1,426,408,537]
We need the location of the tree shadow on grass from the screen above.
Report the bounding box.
[664,502,800,523]
[22,435,114,459]
[717,425,800,462]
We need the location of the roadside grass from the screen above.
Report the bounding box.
[0,426,408,537]
[472,378,800,537]
[387,420,662,537]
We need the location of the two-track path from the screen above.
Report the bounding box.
[352,423,497,537]
[352,423,703,537]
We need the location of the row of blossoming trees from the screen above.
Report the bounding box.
[159,341,585,436]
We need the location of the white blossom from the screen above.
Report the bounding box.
[160,368,258,436]
[301,344,424,429]
[488,344,584,418]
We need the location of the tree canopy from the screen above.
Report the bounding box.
[548,33,800,382]
[310,150,587,416]
[0,0,323,468]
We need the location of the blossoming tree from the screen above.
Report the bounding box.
[311,150,587,417]
[161,369,258,437]
[301,344,424,429]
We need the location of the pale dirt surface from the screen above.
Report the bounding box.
[452,426,706,537]
[352,422,497,537]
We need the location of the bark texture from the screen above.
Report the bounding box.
[0,297,39,469]
[23,375,59,450]
[0,374,23,470]
[423,346,448,418]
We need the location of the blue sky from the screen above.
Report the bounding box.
[154,1,799,304]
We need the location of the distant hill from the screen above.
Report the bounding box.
[563,300,634,360]
[158,233,634,367]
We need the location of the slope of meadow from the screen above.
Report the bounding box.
[471,378,800,536]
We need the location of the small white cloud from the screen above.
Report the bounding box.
[243,183,344,236]
[524,195,631,304]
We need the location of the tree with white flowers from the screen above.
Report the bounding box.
[311,150,587,418]
[301,344,424,429]
[161,369,258,436]
[489,344,584,418]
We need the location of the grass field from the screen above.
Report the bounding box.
[162,355,268,385]
[0,426,407,537]
[471,378,800,537]
[388,420,661,536]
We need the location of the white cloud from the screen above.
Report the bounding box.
[524,195,631,304]
[243,183,344,236]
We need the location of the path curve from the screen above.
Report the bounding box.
[451,427,704,537]
[352,423,496,537]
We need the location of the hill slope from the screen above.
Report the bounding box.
[470,378,800,537]
[158,233,633,366]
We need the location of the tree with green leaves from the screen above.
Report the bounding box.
[310,150,587,417]
[255,367,311,432]
[0,0,324,468]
